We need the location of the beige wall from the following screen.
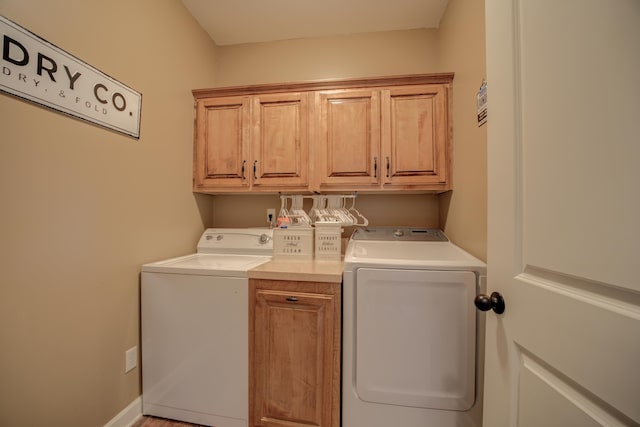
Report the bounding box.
[437,0,488,260]
[0,1,217,425]
[215,29,439,86]
[211,194,441,229]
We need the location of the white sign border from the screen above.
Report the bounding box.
[1,15,142,139]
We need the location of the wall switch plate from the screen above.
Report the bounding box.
[125,346,137,373]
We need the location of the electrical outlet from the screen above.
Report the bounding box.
[266,208,276,225]
[125,346,137,373]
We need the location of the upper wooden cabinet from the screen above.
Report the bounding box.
[193,74,453,193]
[315,89,381,188]
[381,84,450,188]
[193,92,309,192]
[194,95,250,190]
[251,92,309,190]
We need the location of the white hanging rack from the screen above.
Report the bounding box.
[278,193,369,227]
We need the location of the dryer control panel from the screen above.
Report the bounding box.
[351,227,448,242]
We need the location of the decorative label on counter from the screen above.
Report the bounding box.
[1,15,142,138]
[273,227,313,259]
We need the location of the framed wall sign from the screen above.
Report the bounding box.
[1,15,142,139]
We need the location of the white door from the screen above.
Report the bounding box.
[484,0,640,426]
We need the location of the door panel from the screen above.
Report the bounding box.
[251,93,309,188]
[485,0,640,426]
[381,85,449,186]
[315,89,380,187]
[511,271,640,424]
[194,96,250,189]
[389,94,436,173]
[252,288,335,427]
[517,351,631,427]
[518,1,640,291]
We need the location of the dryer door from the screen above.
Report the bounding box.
[355,268,477,411]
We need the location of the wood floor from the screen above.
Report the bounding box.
[132,416,204,427]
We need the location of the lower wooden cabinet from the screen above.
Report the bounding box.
[249,279,341,427]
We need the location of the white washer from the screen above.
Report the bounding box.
[141,228,273,427]
[342,227,486,427]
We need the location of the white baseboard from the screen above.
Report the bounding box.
[104,396,142,427]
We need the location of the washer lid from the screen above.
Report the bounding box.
[142,253,272,276]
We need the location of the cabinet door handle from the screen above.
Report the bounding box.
[253,160,258,180]
[373,157,377,178]
[241,160,247,180]
[286,296,298,302]
[386,156,390,178]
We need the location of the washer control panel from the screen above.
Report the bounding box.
[197,228,273,254]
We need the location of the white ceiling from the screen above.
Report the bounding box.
[181,0,449,46]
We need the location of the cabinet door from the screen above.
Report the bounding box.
[381,84,450,189]
[194,96,251,191]
[251,282,339,427]
[251,93,309,189]
[315,89,380,189]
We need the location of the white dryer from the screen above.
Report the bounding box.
[342,227,486,427]
[141,228,273,427]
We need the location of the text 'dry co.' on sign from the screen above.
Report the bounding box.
[1,16,142,139]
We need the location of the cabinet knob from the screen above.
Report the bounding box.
[386,156,390,178]
[374,157,378,178]
[241,160,247,180]
[253,160,258,180]
[286,296,298,302]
